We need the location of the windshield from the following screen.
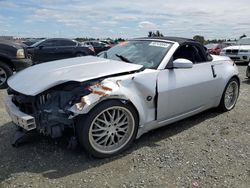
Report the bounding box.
[205,43,218,49]
[98,40,172,69]
[30,39,46,47]
[237,38,250,45]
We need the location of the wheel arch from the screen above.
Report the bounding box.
[68,74,158,126]
[74,97,140,125]
[0,55,15,70]
[231,75,240,87]
[75,51,86,56]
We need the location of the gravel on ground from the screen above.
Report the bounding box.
[0,64,249,188]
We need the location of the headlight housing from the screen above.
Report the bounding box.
[16,49,25,59]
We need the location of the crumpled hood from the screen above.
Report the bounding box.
[223,45,250,50]
[8,56,143,96]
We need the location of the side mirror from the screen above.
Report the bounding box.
[38,45,44,50]
[173,58,193,68]
[97,51,107,58]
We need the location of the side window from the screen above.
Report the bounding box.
[40,40,57,47]
[58,40,76,46]
[192,46,207,63]
[173,44,206,64]
[99,42,106,47]
[93,42,101,47]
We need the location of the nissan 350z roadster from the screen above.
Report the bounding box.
[5,37,240,158]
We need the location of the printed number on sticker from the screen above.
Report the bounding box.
[149,42,170,48]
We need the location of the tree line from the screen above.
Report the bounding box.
[148,31,247,45]
[74,32,247,45]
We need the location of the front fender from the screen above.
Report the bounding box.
[68,74,157,125]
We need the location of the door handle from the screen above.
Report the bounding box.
[211,65,217,78]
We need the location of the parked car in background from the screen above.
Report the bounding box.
[0,40,32,89]
[83,41,111,54]
[223,41,237,46]
[220,37,250,62]
[26,38,95,64]
[100,40,116,47]
[205,43,230,55]
[22,38,45,46]
[5,37,240,158]
[81,42,95,53]
[246,63,250,78]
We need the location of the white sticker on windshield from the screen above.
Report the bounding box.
[149,42,170,48]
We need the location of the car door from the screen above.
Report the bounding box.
[91,42,108,54]
[35,39,58,62]
[55,39,76,60]
[91,42,102,54]
[157,44,221,122]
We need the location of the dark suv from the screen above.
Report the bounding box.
[27,38,95,63]
[0,40,32,89]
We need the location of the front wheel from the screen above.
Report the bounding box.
[219,78,239,111]
[77,100,139,158]
[0,62,13,89]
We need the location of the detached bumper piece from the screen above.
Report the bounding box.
[5,96,36,131]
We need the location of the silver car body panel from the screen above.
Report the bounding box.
[6,41,240,139]
[69,69,159,126]
[5,96,36,131]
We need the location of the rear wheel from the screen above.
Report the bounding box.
[219,78,239,111]
[77,100,139,158]
[0,62,13,89]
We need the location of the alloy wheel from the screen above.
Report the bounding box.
[89,106,135,154]
[0,67,7,86]
[224,80,239,110]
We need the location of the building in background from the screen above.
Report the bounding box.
[0,36,14,40]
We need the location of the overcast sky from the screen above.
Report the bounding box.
[0,0,249,39]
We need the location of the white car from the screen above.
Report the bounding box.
[220,37,250,62]
[5,37,240,158]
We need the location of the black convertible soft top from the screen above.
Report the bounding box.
[136,36,196,45]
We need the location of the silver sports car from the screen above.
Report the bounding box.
[5,37,240,158]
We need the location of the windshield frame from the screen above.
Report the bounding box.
[30,39,46,47]
[236,38,250,45]
[100,39,174,70]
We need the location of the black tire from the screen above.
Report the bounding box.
[76,100,139,158]
[0,61,13,89]
[219,77,239,112]
[75,52,85,57]
[246,66,250,79]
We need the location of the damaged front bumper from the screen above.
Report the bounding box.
[5,96,36,131]
[5,69,158,140]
